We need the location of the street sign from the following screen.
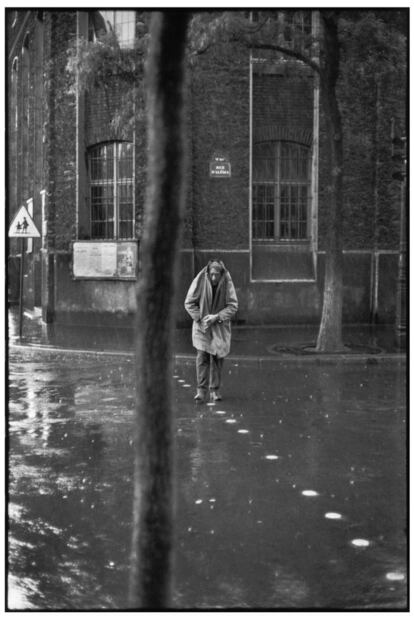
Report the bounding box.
[8,205,40,238]
[209,155,231,178]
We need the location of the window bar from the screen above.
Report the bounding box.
[132,132,136,240]
[287,184,291,240]
[113,143,118,239]
[275,142,280,241]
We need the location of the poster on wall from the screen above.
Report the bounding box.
[73,241,137,279]
[117,242,136,277]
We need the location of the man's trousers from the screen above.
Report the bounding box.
[195,349,224,393]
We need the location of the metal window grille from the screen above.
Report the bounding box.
[253,141,310,241]
[92,10,136,49]
[89,142,135,240]
[280,10,312,35]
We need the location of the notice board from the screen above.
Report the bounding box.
[73,241,137,279]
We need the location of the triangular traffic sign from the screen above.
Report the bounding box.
[8,205,40,238]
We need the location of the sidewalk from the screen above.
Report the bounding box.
[8,306,406,363]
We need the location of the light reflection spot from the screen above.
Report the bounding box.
[351,538,370,547]
[195,499,203,504]
[215,410,226,415]
[325,512,342,520]
[386,572,405,581]
[302,490,319,497]
[226,419,237,424]
[265,455,279,460]
[238,429,249,434]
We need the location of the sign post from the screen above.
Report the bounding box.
[18,238,25,339]
[8,205,41,340]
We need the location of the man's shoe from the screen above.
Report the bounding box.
[194,389,206,402]
[211,391,222,402]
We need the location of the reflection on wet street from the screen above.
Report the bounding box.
[8,348,407,609]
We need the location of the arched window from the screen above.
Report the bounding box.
[88,141,134,239]
[252,141,311,241]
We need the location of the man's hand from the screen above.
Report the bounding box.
[202,314,219,328]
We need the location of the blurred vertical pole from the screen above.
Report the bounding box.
[129,11,189,609]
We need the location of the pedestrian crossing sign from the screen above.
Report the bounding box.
[8,205,40,238]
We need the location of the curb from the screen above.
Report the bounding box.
[175,353,406,366]
[10,342,406,365]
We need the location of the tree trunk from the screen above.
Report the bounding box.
[316,14,346,352]
[128,11,189,609]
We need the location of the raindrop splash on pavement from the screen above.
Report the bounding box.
[237,429,249,434]
[325,512,343,520]
[265,455,279,460]
[302,490,319,497]
[225,419,237,424]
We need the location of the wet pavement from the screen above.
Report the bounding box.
[9,305,405,358]
[8,345,407,610]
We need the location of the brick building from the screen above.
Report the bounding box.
[6,9,406,327]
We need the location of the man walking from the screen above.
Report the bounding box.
[184,259,238,402]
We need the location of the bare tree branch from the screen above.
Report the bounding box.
[245,41,320,74]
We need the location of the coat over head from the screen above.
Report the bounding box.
[184,260,238,358]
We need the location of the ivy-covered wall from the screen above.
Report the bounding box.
[44,11,77,251]
[7,9,406,325]
[189,41,250,249]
